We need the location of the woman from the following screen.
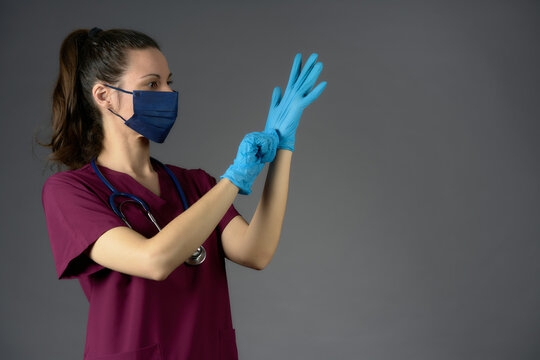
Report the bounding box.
[40,27,326,360]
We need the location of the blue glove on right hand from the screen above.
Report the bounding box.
[264,53,327,152]
[220,130,279,195]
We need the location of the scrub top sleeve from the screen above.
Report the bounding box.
[196,169,242,235]
[42,176,128,280]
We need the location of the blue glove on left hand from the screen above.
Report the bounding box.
[220,130,279,195]
[264,53,327,151]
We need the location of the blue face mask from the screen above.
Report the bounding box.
[104,84,179,143]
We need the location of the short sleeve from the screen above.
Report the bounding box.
[41,175,128,280]
[196,169,242,235]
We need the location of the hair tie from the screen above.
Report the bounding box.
[88,27,103,39]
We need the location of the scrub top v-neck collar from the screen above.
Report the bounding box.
[92,158,169,206]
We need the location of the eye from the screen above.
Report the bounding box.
[147,80,174,89]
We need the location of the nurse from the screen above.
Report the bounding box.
[40,27,326,360]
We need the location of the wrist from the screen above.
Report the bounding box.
[220,173,251,195]
[218,177,241,194]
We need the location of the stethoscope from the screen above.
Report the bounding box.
[90,156,206,266]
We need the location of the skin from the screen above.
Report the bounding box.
[90,48,292,272]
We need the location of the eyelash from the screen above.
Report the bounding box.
[149,80,173,88]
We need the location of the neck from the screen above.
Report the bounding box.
[96,135,155,178]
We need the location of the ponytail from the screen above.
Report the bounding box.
[35,28,160,171]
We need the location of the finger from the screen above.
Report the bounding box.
[271,86,282,108]
[279,54,319,112]
[298,62,323,96]
[251,131,276,163]
[265,87,282,132]
[295,53,318,90]
[278,54,302,111]
[264,87,281,133]
[260,130,279,162]
[261,144,277,163]
[286,53,302,91]
[240,133,262,163]
[254,131,273,154]
[270,128,279,147]
[301,81,327,107]
[264,128,279,150]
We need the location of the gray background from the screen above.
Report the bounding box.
[1,0,539,358]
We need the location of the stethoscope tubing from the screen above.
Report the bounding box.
[90,156,205,265]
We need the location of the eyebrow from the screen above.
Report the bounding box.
[139,72,173,79]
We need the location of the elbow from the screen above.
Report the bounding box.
[254,264,266,271]
[151,262,169,281]
[251,253,272,271]
[150,250,200,281]
[147,237,189,281]
[148,244,170,281]
[251,263,265,271]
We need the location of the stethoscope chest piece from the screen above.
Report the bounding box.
[185,246,206,266]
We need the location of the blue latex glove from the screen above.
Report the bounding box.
[264,53,327,151]
[220,130,279,195]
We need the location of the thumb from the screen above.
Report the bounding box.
[257,129,279,163]
[271,86,282,108]
[264,87,283,134]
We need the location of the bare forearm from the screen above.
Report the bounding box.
[244,149,292,268]
[150,177,239,279]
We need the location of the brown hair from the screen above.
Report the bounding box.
[35,28,160,171]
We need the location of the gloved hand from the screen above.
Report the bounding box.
[220,129,279,195]
[264,53,327,152]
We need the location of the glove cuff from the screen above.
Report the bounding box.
[277,142,295,152]
[220,167,251,195]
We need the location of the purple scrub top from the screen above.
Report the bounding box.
[41,158,241,360]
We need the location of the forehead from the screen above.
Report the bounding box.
[122,48,170,80]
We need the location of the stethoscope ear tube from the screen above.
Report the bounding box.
[90,157,205,266]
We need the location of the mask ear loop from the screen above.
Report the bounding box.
[104,84,133,94]
[104,84,133,122]
[107,108,129,122]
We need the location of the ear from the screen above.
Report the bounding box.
[92,83,114,110]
